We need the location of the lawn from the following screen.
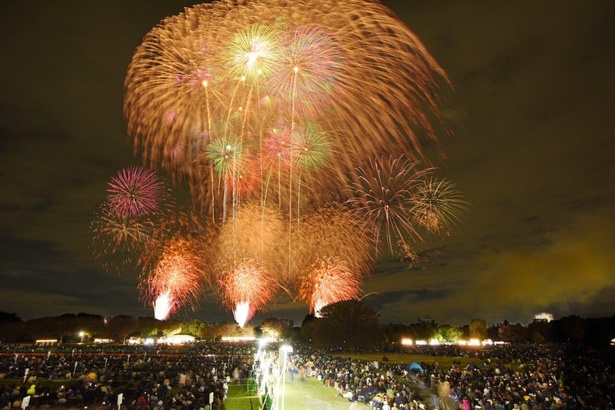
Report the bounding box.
[330,352,483,369]
[222,352,487,409]
[223,378,361,410]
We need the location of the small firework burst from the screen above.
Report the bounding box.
[106,166,165,217]
[141,237,207,320]
[298,257,361,317]
[263,127,292,168]
[292,123,332,171]
[268,26,343,117]
[89,203,152,273]
[206,138,243,176]
[412,177,468,234]
[217,260,277,327]
[225,24,281,82]
[347,155,432,252]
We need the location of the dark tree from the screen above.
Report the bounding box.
[408,317,438,340]
[468,318,488,340]
[0,312,22,322]
[497,321,528,343]
[103,315,139,343]
[527,319,554,342]
[555,315,585,343]
[260,317,293,340]
[313,300,383,350]
[583,316,615,348]
[300,314,317,342]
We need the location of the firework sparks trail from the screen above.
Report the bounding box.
[298,257,362,317]
[89,203,153,273]
[217,260,277,327]
[346,155,434,254]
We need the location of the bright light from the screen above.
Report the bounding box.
[157,334,195,345]
[258,337,275,347]
[401,338,413,346]
[154,291,174,320]
[415,340,427,345]
[482,339,493,346]
[314,299,325,318]
[468,338,481,346]
[277,344,293,410]
[234,301,251,328]
[534,312,554,322]
[220,336,256,342]
[429,338,440,346]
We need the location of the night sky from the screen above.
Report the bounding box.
[1,1,614,327]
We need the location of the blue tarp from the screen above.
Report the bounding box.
[406,362,423,372]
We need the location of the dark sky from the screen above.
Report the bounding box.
[1,1,614,327]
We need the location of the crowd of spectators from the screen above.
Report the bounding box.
[285,343,614,409]
[0,342,613,409]
[0,344,253,410]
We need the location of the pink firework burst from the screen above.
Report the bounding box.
[268,26,343,118]
[107,166,165,217]
[298,257,361,317]
[263,127,292,169]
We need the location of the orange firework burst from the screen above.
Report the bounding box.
[298,257,361,317]
[215,201,287,278]
[137,210,215,319]
[141,237,207,320]
[292,203,373,282]
[217,260,278,327]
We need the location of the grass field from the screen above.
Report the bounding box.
[223,378,363,410]
[222,352,486,409]
[329,352,482,369]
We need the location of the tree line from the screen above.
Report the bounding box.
[0,300,613,348]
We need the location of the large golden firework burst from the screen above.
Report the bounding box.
[124,0,449,220]
[118,0,460,323]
